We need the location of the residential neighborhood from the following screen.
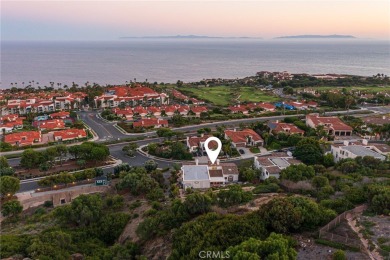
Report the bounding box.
[1,76,389,260]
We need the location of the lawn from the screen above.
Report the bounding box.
[178,85,280,106]
[249,147,260,153]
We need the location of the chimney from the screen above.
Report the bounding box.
[362,139,368,145]
[200,133,204,137]
[343,140,349,146]
[276,120,279,123]
[216,159,220,165]
[234,128,236,132]
[195,159,199,165]
[383,115,386,120]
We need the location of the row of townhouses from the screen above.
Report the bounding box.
[1,92,87,116]
[94,86,169,108]
[112,105,208,120]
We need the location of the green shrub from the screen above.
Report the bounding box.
[252,183,279,194]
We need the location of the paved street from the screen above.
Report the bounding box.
[10,105,390,193]
[78,111,129,141]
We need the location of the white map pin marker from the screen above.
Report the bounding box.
[204,136,222,164]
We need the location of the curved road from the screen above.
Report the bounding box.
[11,106,390,193]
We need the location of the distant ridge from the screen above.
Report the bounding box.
[120,35,261,39]
[275,34,356,39]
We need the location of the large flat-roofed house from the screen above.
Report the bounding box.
[181,161,239,189]
[331,140,389,162]
[182,165,210,189]
[306,114,352,136]
[254,152,302,180]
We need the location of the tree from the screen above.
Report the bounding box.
[293,138,323,165]
[338,160,360,174]
[114,163,131,175]
[239,168,258,182]
[0,156,15,176]
[0,176,20,196]
[144,160,158,173]
[56,145,68,165]
[156,128,175,140]
[216,185,253,208]
[91,146,109,164]
[170,141,192,160]
[68,145,81,159]
[0,156,9,168]
[371,191,390,215]
[20,148,40,169]
[58,172,76,187]
[63,194,104,226]
[1,200,23,217]
[0,166,15,177]
[258,197,336,233]
[76,159,86,168]
[184,192,212,215]
[333,250,346,260]
[312,176,329,189]
[280,164,315,182]
[228,233,297,260]
[44,147,59,165]
[39,162,51,173]
[323,153,335,167]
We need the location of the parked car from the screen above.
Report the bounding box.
[239,149,245,154]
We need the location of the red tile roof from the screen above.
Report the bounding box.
[50,111,70,119]
[272,122,305,135]
[225,129,263,144]
[37,119,66,130]
[306,114,353,131]
[4,131,41,146]
[53,129,87,141]
[133,106,148,115]
[228,106,248,113]
[133,118,168,128]
[190,106,208,113]
[187,135,212,147]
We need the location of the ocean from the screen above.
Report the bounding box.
[1,39,389,88]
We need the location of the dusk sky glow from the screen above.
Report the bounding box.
[1,0,390,41]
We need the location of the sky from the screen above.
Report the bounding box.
[1,0,390,41]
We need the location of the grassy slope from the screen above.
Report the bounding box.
[179,85,279,106]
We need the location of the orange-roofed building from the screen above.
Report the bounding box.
[50,111,70,119]
[133,118,168,129]
[37,119,66,131]
[133,106,148,118]
[190,106,208,117]
[268,122,305,136]
[306,113,353,136]
[186,134,219,153]
[228,105,249,114]
[113,109,134,120]
[4,131,41,146]
[53,129,87,141]
[224,128,264,147]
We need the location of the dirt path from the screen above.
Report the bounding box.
[347,218,382,260]
[118,201,150,244]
